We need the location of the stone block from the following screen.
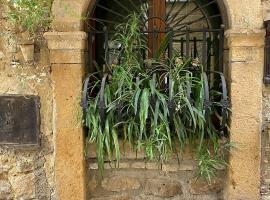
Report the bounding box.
[16,159,34,173]
[146,162,160,170]
[226,32,265,48]
[44,32,87,50]
[190,178,223,194]
[162,163,179,172]
[90,193,131,200]
[88,175,97,194]
[0,180,12,199]
[178,160,196,171]
[131,161,146,169]
[51,64,85,129]
[9,173,35,199]
[101,176,140,192]
[89,163,98,170]
[135,195,163,200]
[144,178,182,197]
[50,50,85,64]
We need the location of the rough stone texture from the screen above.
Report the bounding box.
[145,178,182,197]
[190,178,223,195]
[88,159,225,200]
[0,180,12,199]
[261,88,270,200]
[0,5,55,199]
[101,176,141,192]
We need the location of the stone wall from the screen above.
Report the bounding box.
[261,87,270,200]
[0,5,55,199]
[86,144,225,200]
[262,2,270,200]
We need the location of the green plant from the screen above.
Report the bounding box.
[6,0,52,33]
[84,12,230,181]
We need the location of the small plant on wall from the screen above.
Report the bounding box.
[5,0,52,33]
[82,13,231,182]
[0,0,53,62]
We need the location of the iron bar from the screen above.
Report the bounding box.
[104,27,109,67]
[172,0,217,28]
[88,32,93,72]
[96,4,126,18]
[193,37,197,58]
[168,28,174,60]
[202,30,207,68]
[166,0,189,24]
[166,0,177,21]
[174,14,221,31]
[207,37,211,73]
[180,38,184,57]
[186,26,190,58]
[218,24,225,72]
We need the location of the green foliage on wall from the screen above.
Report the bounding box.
[5,0,53,33]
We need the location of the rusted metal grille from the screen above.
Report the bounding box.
[0,95,40,146]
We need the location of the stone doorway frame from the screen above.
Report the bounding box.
[45,0,264,199]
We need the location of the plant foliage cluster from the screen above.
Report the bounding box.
[5,0,52,33]
[84,13,231,182]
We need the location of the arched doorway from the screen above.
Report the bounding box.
[83,1,230,199]
[45,0,264,199]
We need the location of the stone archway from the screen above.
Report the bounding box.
[45,0,264,199]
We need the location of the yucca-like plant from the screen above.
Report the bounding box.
[85,12,230,181]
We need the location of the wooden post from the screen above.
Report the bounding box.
[148,0,166,58]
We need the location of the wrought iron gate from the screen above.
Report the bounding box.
[82,0,229,137]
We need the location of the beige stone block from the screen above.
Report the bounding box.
[162,163,179,172]
[178,160,196,171]
[9,173,35,199]
[55,127,86,200]
[131,161,146,169]
[44,32,87,50]
[89,163,98,170]
[52,64,85,129]
[226,0,263,31]
[50,50,85,64]
[190,178,223,195]
[225,32,265,47]
[230,46,264,62]
[145,178,182,197]
[51,0,92,31]
[91,193,131,200]
[146,162,160,170]
[101,176,140,192]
